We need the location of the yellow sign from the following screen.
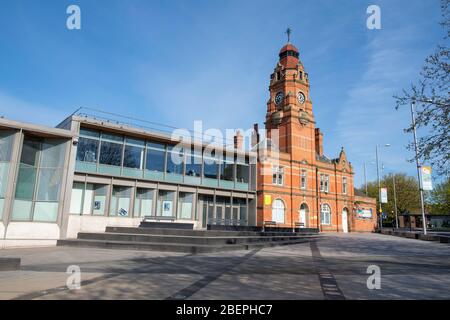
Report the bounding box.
[264,195,272,206]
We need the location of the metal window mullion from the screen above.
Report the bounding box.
[96,132,102,172]
[30,140,43,221]
[120,136,125,176]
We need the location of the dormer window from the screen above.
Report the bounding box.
[299,72,303,80]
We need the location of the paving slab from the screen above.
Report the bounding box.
[0,233,448,300]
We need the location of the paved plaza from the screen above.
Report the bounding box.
[0,233,449,300]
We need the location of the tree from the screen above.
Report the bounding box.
[361,173,421,224]
[427,178,450,214]
[394,0,450,177]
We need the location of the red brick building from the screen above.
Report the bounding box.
[254,41,377,233]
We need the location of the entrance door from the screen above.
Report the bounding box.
[199,195,214,229]
[342,208,349,233]
[299,203,308,228]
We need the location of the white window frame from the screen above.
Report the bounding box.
[320,203,331,225]
[320,174,329,193]
[300,169,307,189]
[272,166,284,186]
[272,199,285,223]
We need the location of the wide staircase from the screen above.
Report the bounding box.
[57,224,319,254]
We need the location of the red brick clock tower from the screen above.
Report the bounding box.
[256,34,377,233]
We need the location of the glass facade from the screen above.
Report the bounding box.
[0,131,15,220]
[68,182,250,226]
[134,188,155,217]
[75,127,253,191]
[146,143,166,172]
[166,145,184,175]
[178,192,194,219]
[157,190,175,217]
[70,183,109,216]
[124,138,145,170]
[220,154,234,181]
[110,186,132,217]
[12,136,66,222]
[185,149,202,177]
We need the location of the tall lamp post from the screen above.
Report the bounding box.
[382,164,399,229]
[363,161,368,196]
[410,100,427,235]
[392,174,398,228]
[375,144,391,230]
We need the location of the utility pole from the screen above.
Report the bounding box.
[375,144,391,230]
[376,145,382,230]
[410,100,427,235]
[364,162,368,196]
[392,174,398,229]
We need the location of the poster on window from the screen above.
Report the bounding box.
[420,166,433,191]
[162,200,173,216]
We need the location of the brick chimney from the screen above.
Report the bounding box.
[251,123,260,148]
[234,130,243,150]
[315,128,323,156]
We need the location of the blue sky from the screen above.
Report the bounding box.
[0,0,445,187]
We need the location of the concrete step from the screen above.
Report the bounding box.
[105,226,316,237]
[139,221,194,230]
[77,232,318,245]
[57,237,312,254]
[0,258,21,271]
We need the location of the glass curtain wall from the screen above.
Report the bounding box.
[134,188,155,217]
[110,186,132,217]
[185,148,202,177]
[220,153,235,189]
[145,142,166,179]
[178,192,194,219]
[0,131,14,219]
[74,128,253,191]
[157,190,175,217]
[166,145,184,176]
[123,138,145,178]
[12,137,66,222]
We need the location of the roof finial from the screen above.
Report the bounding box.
[286,27,292,43]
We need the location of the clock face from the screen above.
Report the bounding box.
[297,91,306,104]
[275,92,284,105]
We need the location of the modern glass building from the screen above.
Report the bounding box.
[0,113,257,248]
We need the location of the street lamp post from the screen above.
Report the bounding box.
[364,161,368,196]
[375,144,390,230]
[410,100,427,235]
[392,174,398,229]
[375,146,382,230]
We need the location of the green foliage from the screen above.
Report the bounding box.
[427,178,450,214]
[361,173,421,223]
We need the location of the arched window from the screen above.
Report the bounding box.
[272,199,285,223]
[321,204,331,225]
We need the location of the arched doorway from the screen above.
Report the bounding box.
[342,207,349,233]
[299,203,309,228]
[272,199,285,224]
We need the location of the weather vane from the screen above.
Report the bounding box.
[286,27,292,43]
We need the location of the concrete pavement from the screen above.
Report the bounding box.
[0,233,449,300]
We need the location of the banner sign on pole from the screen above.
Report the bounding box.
[380,188,388,203]
[421,166,433,191]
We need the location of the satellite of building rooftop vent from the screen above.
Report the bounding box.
[0,0,449,316]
